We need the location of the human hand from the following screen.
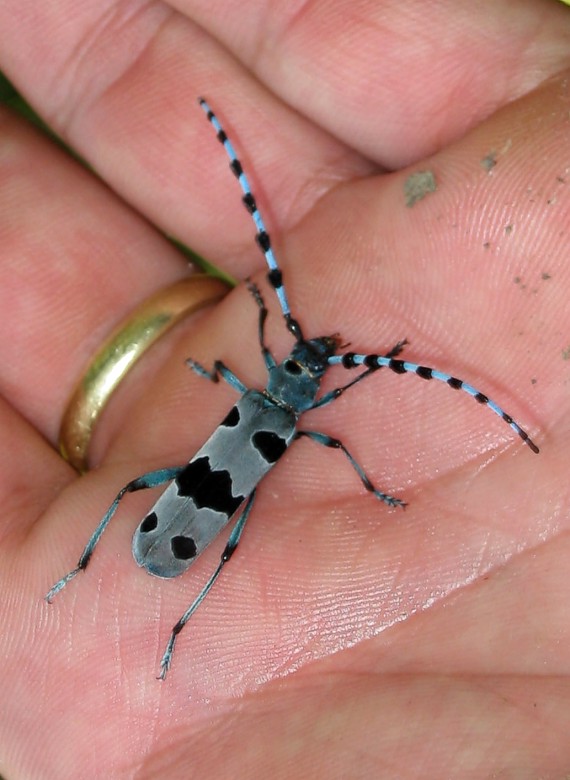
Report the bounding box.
[1,2,569,777]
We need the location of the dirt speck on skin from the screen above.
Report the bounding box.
[514,273,552,293]
[513,271,552,290]
[404,170,437,207]
[481,151,497,172]
[480,139,512,172]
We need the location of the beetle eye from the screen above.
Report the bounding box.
[284,359,302,375]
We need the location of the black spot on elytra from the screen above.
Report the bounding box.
[171,535,197,560]
[221,406,240,427]
[252,431,287,464]
[176,457,243,516]
[140,512,158,533]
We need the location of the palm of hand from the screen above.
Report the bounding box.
[0,3,569,777]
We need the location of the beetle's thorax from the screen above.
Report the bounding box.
[265,336,339,413]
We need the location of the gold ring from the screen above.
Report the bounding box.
[59,274,231,472]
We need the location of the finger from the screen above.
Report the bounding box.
[0,6,371,280]
[181,0,570,164]
[0,108,190,440]
[0,394,72,543]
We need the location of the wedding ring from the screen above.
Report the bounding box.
[59,275,231,472]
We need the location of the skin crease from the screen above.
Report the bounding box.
[0,0,570,777]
